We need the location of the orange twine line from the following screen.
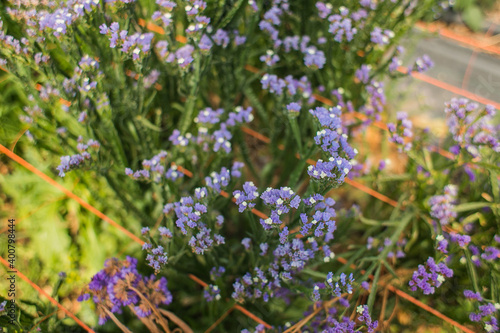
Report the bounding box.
[240,126,399,207]
[335,257,474,333]
[0,143,145,246]
[397,66,500,110]
[0,256,95,333]
[416,21,500,56]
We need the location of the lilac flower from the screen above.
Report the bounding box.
[409,257,453,295]
[464,290,483,301]
[356,305,378,332]
[413,54,434,73]
[429,185,457,225]
[279,226,289,244]
[78,257,172,325]
[370,27,394,45]
[145,245,168,272]
[316,2,333,19]
[225,106,254,126]
[260,187,301,228]
[287,102,301,113]
[213,124,232,153]
[209,267,225,282]
[56,139,99,177]
[213,29,230,48]
[355,64,371,84]
[260,50,280,66]
[233,181,259,213]
[175,45,195,68]
[169,129,190,147]
[328,8,357,42]
[241,238,252,250]
[481,246,500,261]
[326,272,354,297]
[445,98,500,156]
[388,111,413,152]
[204,284,221,302]
[300,194,336,241]
[158,227,172,238]
[261,74,286,95]
[199,34,213,52]
[303,46,325,69]
[283,36,300,52]
[436,235,448,254]
[307,157,352,185]
[205,167,231,192]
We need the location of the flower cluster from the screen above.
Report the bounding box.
[445,98,499,157]
[204,284,221,302]
[141,227,172,273]
[356,305,378,332]
[466,292,499,333]
[326,272,354,297]
[233,181,259,213]
[57,138,100,177]
[78,257,172,324]
[299,194,336,241]
[409,257,453,295]
[100,23,154,60]
[163,182,226,254]
[125,151,183,182]
[170,106,254,153]
[428,185,457,226]
[259,187,301,229]
[388,111,413,152]
[307,106,356,186]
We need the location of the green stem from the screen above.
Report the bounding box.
[179,56,201,134]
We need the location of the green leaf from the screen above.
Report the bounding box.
[382,260,399,280]
[359,215,402,226]
[218,0,246,29]
[462,5,483,32]
[243,85,269,123]
[367,264,382,313]
[301,268,327,279]
[289,158,307,190]
[454,202,494,212]
[289,116,303,156]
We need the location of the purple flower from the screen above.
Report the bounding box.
[370,27,394,45]
[233,181,259,212]
[175,45,195,68]
[409,257,453,295]
[303,46,325,69]
[260,50,280,66]
[413,54,434,73]
[241,238,251,250]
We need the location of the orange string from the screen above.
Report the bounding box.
[335,257,474,333]
[416,21,500,56]
[0,144,145,246]
[397,66,500,110]
[234,305,273,329]
[0,256,95,333]
[240,126,400,207]
[344,178,399,207]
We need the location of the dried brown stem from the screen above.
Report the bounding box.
[129,305,161,333]
[103,307,133,333]
[159,309,194,333]
[128,286,171,333]
[283,293,347,333]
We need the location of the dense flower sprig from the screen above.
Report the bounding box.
[409,257,453,295]
[77,257,172,324]
[57,138,100,177]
